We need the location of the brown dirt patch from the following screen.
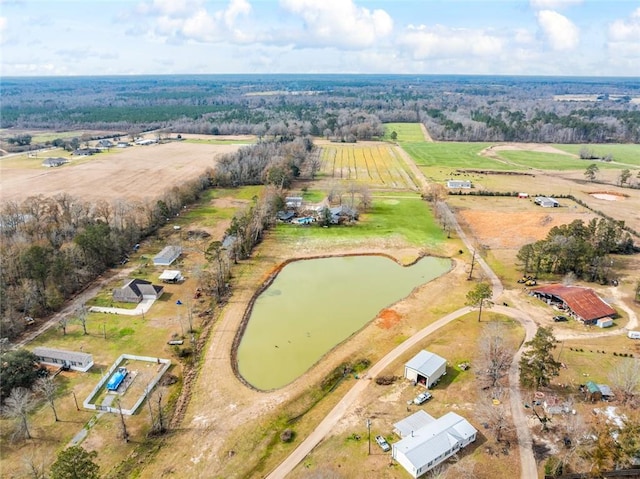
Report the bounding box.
[0,141,241,202]
[376,308,402,329]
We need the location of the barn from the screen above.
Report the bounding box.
[33,347,93,372]
[534,196,559,208]
[153,245,182,266]
[530,284,616,325]
[404,350,447,388]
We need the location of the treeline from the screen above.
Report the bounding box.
[516,218,636,283]
[2,75,638,144]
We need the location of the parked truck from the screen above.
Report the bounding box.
[627,331,640,339]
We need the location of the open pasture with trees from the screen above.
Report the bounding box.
[317,142,419,190]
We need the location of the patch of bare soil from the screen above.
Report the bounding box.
[376,308,402,329]
[0,142,240,202]
[481,143,576,157]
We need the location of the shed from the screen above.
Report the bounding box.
[404,350,447,388]
[33,347,93,372]
[285,196,303,208]
[518,192,529,199]
[584,381,602,402]
[446,179,472,189]
[392,412,477,478]
[276,211,295,222]
[597,384,614,400]
[394,410,435,438]
[153,245,182,266]
[159,270,183,283]
[596,317,613,328]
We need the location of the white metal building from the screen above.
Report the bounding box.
[153,245,183,266]
[404,350,447,388]
[446,179,472,189]
[392,412,477,478]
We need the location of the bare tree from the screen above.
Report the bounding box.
[76,305,89,335]
[58,317,69,336]
[477,322,515,389]
[610,358,640,406]
[476,392,513,444]
[22,450,49,479]
[116,399,129,443]
[35,376,59,422]
[3,387,36,441]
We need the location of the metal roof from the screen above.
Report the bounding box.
[531,284,616,322]
[33,347,93,365]
[394,410,435,438]
[405,350,447,377]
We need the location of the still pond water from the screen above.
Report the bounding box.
[237,255,451,390]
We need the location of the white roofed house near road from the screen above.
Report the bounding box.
[392,411,478,478]
[404,350,447,388]
[33,347,94,372]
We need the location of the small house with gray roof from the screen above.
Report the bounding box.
[113,279,164,303]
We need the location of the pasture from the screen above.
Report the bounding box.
[554,144,640,167]
[401,141,512,170]
[383,123,425,142]
[494,149,627,171]
[318,142,419,190]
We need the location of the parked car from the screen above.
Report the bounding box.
[375,435,391,452]
[413,392,433,405]
[553,315,568,322]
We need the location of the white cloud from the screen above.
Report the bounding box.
[137,0,252,43]
[530,0,582,10]
[536,10,579,50]
[398,24,503,60]
[608,7,640,42]
[279,0,393,49]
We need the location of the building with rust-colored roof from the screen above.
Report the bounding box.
[530,284,616,324]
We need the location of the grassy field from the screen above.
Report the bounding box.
[318,143,419,189]
[554,144,640,167]
[401,142,515,170]
[383,123,425,142]
[274,192,447,250]
[496,150,630,171]
[184,138,255,145]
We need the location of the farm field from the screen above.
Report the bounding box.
[0,140,241,202]
[317,141,419,190]
[383,123,426,142]
[554,143,640,167]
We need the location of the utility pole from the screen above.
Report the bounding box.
[468,249,476,280]
[366,418,372,455]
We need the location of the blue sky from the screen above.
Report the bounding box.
[1,0,639,76]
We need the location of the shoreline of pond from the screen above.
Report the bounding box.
[230,252,452,392]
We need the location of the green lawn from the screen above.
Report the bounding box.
[495,150,624,171]
[274,193,446,249]
[401,142,516,170]
[553,144,640,168]
[383,123,425,142]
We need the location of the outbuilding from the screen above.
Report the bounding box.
[33,347,93,372]
[159,270,183,283]
[392,411,477,478]
[404,350,447,388]
[534,196,559,208]
[153,245,182,266]
[446,179,472,189]
[530,284,616,325]
[42,157,68,167]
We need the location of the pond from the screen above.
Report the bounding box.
[236,255,452,390]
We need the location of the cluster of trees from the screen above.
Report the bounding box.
[210,136,315,188]
[516,218,635,283]
[3,75,638,144]
[0,175,211,340]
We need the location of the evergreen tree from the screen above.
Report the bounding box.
[50,446,99,479]
[519,327,561,389]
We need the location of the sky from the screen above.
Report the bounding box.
[1,0,639,77]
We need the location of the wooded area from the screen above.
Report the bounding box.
[2,75,639,145]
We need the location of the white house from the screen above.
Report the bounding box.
[446,179,472,189]
[394,410,435,438]
[33,347,94,372]
[42,157,68,167]
[153,245,182,266]
[392,412,477,478]
[404,350,447,388]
